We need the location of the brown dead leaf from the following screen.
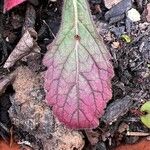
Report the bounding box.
[3,28,40,69]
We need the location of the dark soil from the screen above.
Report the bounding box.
[0,0,150,150]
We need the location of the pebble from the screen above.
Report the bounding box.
[127,8,141,22]
[146,3,150,22]
[111,41,120,49]
[105,0,132,21]
[104,0,122,9]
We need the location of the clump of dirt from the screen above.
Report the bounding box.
[10,66,84,149]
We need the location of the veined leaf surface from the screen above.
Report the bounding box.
[43,0,114,129]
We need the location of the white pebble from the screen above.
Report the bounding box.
[127,8,141,22]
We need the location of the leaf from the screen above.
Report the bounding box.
[140,101,150,128]
[43,0,114,129]
[4,0,26,12]
[3,28,40,69]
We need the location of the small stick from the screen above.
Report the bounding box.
[0,122,9,133]
[43,20,56,38]
[127,131,150,136]
[9,126,13,147]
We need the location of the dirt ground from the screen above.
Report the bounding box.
[0,0,150,150]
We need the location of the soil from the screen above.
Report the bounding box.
[0,0,150,150]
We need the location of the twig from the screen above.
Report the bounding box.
[0,122,9,133]
[10,126,13,147]
[127,131,150,136]
[43,20,56,38]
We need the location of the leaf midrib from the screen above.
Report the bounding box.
[73,0,79,84]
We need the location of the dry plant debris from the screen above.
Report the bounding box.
[0,73,16,95]
[3,28,40,69]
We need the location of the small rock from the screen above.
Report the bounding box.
[111,41,120,48]
[44,120,85,150]
[102,96,133,124]
[104,0,122,9]
[110,26,125,37]
[118,123,129,133]
[105,0,132,21]
[139,22,150,30]
[146,3,150,22]
[127,8,141,22]
[95,142,107,150]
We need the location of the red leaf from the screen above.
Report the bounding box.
[4,0,26,12]
[43,0,114,129]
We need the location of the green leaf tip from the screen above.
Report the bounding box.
[140,101,150,128]
[121,34,132,43]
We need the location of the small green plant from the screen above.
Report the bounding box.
[121,34,132,43]
[140,101,150,128]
